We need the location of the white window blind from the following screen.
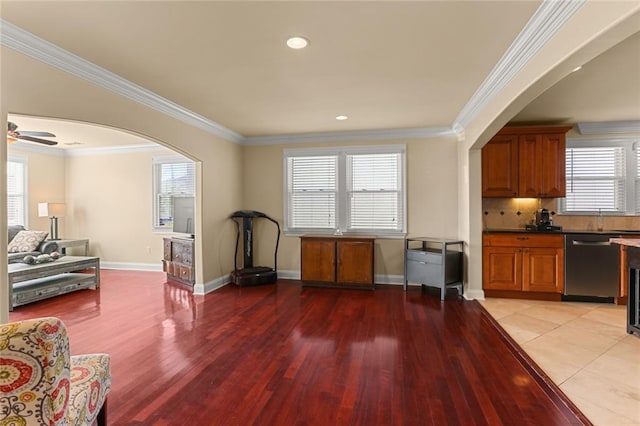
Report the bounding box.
[287,155,337,230]
[284,145,406,236]
[153,157,195,230]
[563,146,626,213]
[7,157,27,226]
[347,153,403,231]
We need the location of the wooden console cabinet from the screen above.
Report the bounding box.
[300,235,375,289]
[483,233,564,299]
[482,126,572,198]
[163,237,195,287]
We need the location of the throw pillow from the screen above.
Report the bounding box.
[7,230,49,253]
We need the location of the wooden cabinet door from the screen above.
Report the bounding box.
[301,238,336,282]
[522,248,563,293]
[482,135,518,197]
[482,247,522,291]
[539,133,566,197]
[337,240,374,285]
[517,134,541,197]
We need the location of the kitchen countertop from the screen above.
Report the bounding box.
[484,228,640,235]
[610,237,640,247]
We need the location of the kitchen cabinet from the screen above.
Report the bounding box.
[483,233,564,299]
[300,235,375,289]
[482,126,572,198]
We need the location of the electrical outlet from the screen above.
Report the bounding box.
[146,246,151,254]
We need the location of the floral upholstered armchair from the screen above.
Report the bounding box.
[0,317,111,425]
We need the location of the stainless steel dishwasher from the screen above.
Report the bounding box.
[564,233,620,298]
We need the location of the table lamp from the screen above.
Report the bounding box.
[38,202,66,240]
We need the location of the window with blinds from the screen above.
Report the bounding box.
[7,156,27,226]
[287,155,337,229]
[153,156,195,231]
[284,146,406,236]
[348,153,403,230]
[561,140,640,215]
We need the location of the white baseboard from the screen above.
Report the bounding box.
[464,288,485,300]
[277,270,301,280]
[194,274,230,295]
[100,262,163,272]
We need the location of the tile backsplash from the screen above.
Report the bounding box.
[482,198,640,231]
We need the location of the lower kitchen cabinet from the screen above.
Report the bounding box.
[483,233,564,299]
[300,235,375,289]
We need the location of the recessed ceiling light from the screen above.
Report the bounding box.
[336,115,348,121]
[286,36,309,49]
[571,65,583,72]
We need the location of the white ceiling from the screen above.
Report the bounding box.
[2,1,639,150]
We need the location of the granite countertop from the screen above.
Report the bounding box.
[610,237,640,247]
[484,228,640,235]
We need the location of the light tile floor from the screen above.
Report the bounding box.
[480,298,640,426]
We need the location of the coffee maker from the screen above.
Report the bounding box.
[536,208,551,226]
[527,208,562,231]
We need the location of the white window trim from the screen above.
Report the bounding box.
[8,154,28,227]
[560,137,638,216]
[283,144,407,238]
[152,154,195,232]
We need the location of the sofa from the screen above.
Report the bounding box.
[8,224,59,264]
[0,317,111,425]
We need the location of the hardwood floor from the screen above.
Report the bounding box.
[8,270,589,425]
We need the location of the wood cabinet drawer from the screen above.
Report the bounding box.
[483,233,563,248]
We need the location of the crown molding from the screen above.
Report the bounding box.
[454,0,585,130]
[64,143,166,157]
[243,126,457,146]
[0,19,244,144]
[9,141,65,157]
[576,120,640,135]
[9,140,168,157]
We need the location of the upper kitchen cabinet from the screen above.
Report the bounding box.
[481,134,519,197]
[482,126,572,198]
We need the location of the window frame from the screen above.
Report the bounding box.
[152,155,195,232]
[7,154,28,227]
[283,144,407,238]
[559,137,638,216]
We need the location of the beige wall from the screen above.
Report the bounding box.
[243,136,459,279]
[8,146,66,235]
[65,148,175,264]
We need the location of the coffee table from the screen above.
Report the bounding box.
[8,256,100,311]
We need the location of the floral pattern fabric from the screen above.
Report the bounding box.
[0,317,111,426]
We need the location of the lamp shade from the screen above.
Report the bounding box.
[38,202,66,217]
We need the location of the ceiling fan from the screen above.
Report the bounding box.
[7,121,58,146]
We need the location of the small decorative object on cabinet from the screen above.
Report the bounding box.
[404,237,463,300]
[300,235,375,289]
[163,237,195,287]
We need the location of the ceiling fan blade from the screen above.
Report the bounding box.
[17,135,58,146]
[18,130,56,137]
